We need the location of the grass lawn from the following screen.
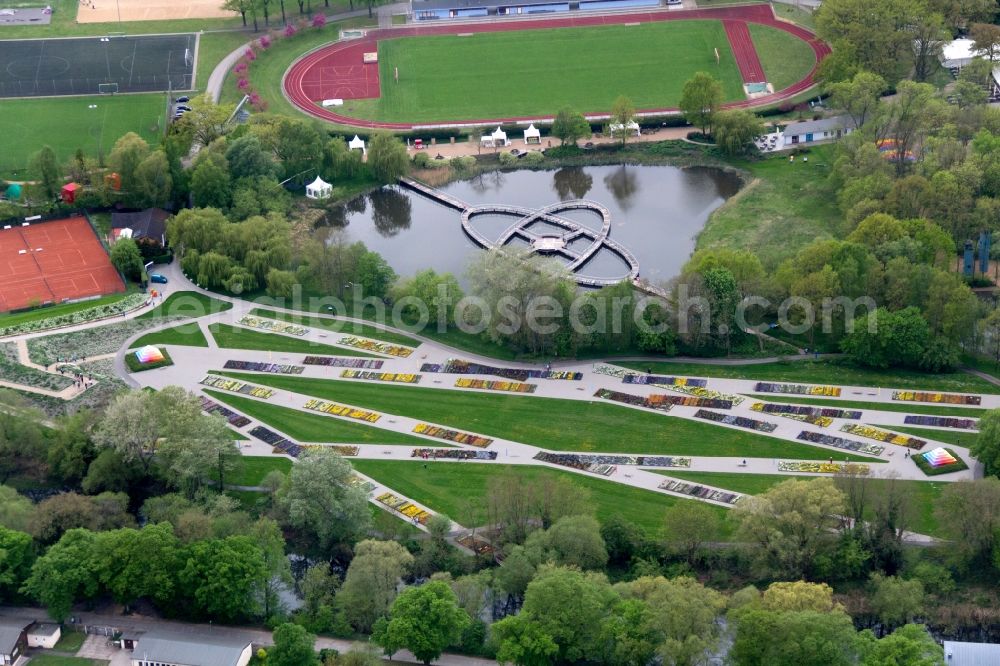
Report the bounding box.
[208,323,374,356]
[124,347,173,372]
[0,94,164,179]
[229,455,292,486]
[137,291,232,320]
[616,358,1000,395]
[351,459,730,534]
[195,31,253,91]
[340,21,744,123]
[53,631,86,652]
[26,656,108,666]
[251,309,419,347]
[746,395,986,418]
[0,291,131,328]
[663,470,945,538]
[697,146,841,267]
[204,389,433,445]
[874,425,979,449]
[133,323,209,348]
[217,372,881,460]
[749,23,817,92]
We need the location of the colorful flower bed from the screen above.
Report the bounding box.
[248,426,303,457]
[412,423,493,448]
[456,533,494,556]
[755,382,842,397]
[751,402,860,420]
[421,359,582,381]
[340,370,420,383]
[223,360,305,374]
[412,448,497,460]
[666,384,745,406]
[657,479,741,505]
[892,390,981,406]
[796,431,884,456]
[593,364,631,378]
[455,378,536,393]
[534,452,690,468]
[303,356,385,368]
[693,409,777,433]
[903,415,978,430]
[237,315,307,337]
[338,336,414,357]
[913,446,970,476]
[593,388,672,411]
[199,375,274,399]
[750,403,833,427]
[375,492,432,524]
[303,398,381,423]
[778,461,870,474]
[840,424,925,449]
[0,292,148,337]
[301,444,360,456]
[533,453,616,476]
[623,374,708,387]
[199,396,251,427]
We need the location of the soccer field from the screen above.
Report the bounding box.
[341,20,746,123]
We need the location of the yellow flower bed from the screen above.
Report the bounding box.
[304,398,381,423]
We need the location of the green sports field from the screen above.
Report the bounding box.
[341,20,749,123]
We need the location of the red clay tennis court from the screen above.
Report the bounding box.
[0,216,126,312]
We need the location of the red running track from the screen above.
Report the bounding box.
[723,19,765,84]
[283,4,830,130]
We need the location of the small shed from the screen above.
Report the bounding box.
[26,623,60,649]
[523,124,541,145]
[60,182,80,204]
[609,121,640,137]
[349,135,366,155]
[305,176,332,200]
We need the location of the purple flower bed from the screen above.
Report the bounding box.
[420,360,582,381]
[755,403,861,419]
[693,409,777,433]
[248,426,302,457]
[903,415,978,430]
[223,360,304,374]
[658,479,741,505]
[303,356,384,368]
[412,449,497,460]
[623,374,708,387]
[796,431,884,456]
[199,396,251,427]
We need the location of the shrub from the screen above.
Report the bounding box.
[498,151,518,166]
[522,151,544,165]
[412,152,430,168]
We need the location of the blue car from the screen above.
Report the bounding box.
[149,273,168,284]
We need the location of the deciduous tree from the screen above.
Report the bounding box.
[551,107,590,146]
[373,581,470,665]
[338,539,414,633]
[679,72,722,135]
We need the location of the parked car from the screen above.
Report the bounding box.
[174,96,190,103]
[175,105,192,112]
[149,273,168,284]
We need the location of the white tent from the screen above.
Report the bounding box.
[305,175,332,200]
[348,135,366,155]
[609,121,640,137]
[523,124,541,145]
[939,38,979,70]
[491,126,509,147]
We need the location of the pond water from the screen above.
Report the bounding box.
[315,164,742,284]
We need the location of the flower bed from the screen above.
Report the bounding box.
[375,492,432,524]
[248,426,303,457]
[421,359,582,381]
[456,533,494,556]
[347,475,375,493]
[338,336,414,357]
[755,382,841,397]
[666,384,745,406]
[222,360,304,374]
[751,402,860,420]
[199,375,274,399]
[593,388,672,411]
[0,292,148,337]
[199,396,251,427]
[693,409,777,433]
[303,356,385,368]
[840,424,925,449]
[657,479,741,505]
[892,390,981,406]
[455,378,536,393]
[412,423,493,448]
[593,364,631,378]
[27,316,186,366]
[623,374,708,388]
[903,415,978,430]
[237,315,307,337]
[301,444,360,456]
[340,370,420,383]
[913,446,970,476]
[0,342,74,391]
[533,452,617,476]
[303,398,381,423]
[750,403,833,427]
[534,452,690,468]
[778,461,870,474]
[412,448,497,460]
[796,431,884,456]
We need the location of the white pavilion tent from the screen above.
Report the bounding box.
[305,175,332,199]
[348,135,366,155]
[481,126,510,149]
[523,124,541,145]
[609,121,641,137]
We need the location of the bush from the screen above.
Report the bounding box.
[522,151,544,165]
[412,152,431,168]
[498,151,518,166]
